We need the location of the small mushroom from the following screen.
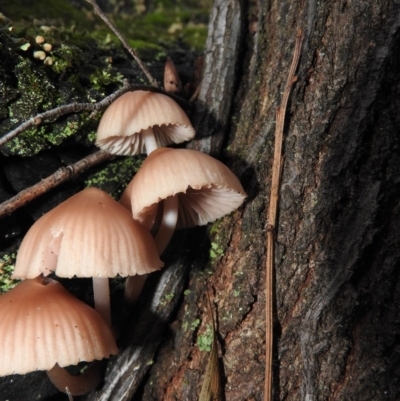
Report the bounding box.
[42,43,52,52]
[35,35,45,44]
[95,90,195,155]
[33,50,46,60]
[163,59,183,94]
[121,148,246,249]
[120,148,246,302]
[0,277,118,396]
[13,187,163,326]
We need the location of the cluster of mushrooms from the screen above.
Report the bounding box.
[0,88,246,396]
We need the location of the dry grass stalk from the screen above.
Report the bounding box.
[264,29,303,401]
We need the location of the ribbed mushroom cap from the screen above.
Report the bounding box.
[13,187,163,279]
[0,277,118,376]
[95,91,195,156]
[120,148,246,229]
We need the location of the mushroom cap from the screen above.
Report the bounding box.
[120,148,246,229]
[0,277,118,375]
[95,90,195,156]
[13,187,163,279]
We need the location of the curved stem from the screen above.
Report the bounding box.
[47,361,104,396]
[124,197,178,305]
[154,195,179,255]
[92,277,111,327]
[142,127,158,154]
[124,274,148,304]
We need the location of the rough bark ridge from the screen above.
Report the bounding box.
[133,0,400,400]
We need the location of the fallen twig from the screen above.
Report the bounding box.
[0,81,154,148]
[0,150,113,219]
[85,0,158,87]
[264,29,303,401]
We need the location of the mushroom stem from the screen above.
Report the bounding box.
[142,127,158,154]
[124,274,148,304]
[154,195,179,255]
[124,196,178,305]
[92,277,111,327]
[47,361,104,396]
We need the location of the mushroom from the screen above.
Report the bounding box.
[163,59,183,94]
[95,90,195,155]
[12,187,163,326]
[0,277,118,396]
[121,148,246,252]
[120,148,246,302]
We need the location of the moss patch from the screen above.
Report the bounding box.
[85,156,145,199]
[0,253,19,294]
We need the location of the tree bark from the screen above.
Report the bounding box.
[120,1,400,400]
[1,0,400,400]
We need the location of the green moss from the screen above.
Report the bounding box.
[51,43,82,74]
[89,70,124,91]
[0,24,126,157]
[0,253,19,294]
[209,241,224,260]
[210,219,224,235]
[1,0,211,159]
[182,318,200,332]
[208,219,228,262]
[1,0,90,28]
[160,292,175,306]
[8,57,54,123]
[181,23,208,50]
[197,324,213,352]
[114,5,210,52]
[4,0,211,53]
[128,39,164,52]
[4,110,100,157]
[85,156,145,199]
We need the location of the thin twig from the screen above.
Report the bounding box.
[264,29,303,401]
[85,0,158,87]
[0,81,155,148]
[0,151,113,219]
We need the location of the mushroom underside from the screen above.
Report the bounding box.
[135,185,246,229]
[96,124,194,156]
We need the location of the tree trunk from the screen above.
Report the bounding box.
[1,0,400,400]
[119,1,400,400]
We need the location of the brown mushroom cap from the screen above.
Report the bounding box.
[120,148,246,229]
[13,187,163,279]
[164,59,182,94]
[0,277,118,375]
[95,90,195,156]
